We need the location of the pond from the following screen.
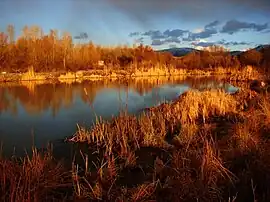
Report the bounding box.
[0,76,238,157]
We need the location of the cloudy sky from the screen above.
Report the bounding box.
[0,0,270,50]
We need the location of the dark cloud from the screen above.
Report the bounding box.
[165,37,181,44]
[221,20,268,34]
[232,0,270,12]
[183,20,219,42]
[74,32,88,40]
[143,30,165,40]
[128,19,267,47]
[141,29,188,41]
[186,29,218,41]
[191,41,215,47]
[262,29,270,33]
[163,29,189,38]
[107,0,270,27]
[205,20,220,29]
[147,19,268,44]
[218,40,251,46]
[129,32,140,37]
[151,37,181,46]
[130,21,219,46]
[134,37,144,44]
[151,39,164,46]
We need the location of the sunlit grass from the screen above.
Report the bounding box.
[171,90,238,124]
[232,122,259,153]
[3,85,270,201]
[1,64,264,83]
[21,66,46,81]
[66,87,270,201]
[69,90,238,156]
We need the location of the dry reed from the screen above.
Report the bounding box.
[0,147,71,202]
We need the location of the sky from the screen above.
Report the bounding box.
[0,0,270,51]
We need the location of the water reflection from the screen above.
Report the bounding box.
[0,76,237,156]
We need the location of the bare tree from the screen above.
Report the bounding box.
[7,25,15,44]
[61,31,72,70]
[30,25,41,40]
[22,26,29,39]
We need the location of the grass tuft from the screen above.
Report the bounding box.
[0,146,70,202]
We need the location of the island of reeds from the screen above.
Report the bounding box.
[1,25,270,201]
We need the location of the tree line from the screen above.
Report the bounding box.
[0,25,269,73]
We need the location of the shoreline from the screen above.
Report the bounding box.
[0,66,263,83]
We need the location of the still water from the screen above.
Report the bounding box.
[0,76,238,156]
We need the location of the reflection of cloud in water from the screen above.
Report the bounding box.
[84,84,191,116]
[141,84,190,106]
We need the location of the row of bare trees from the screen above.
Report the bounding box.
[0,25,269,73]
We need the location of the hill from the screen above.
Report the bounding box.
[157,44,270,57]
[157,47,199,57]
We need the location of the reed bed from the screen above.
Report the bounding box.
[0,147,71,202]
[2,87,270,201]
[70,90,238,148]
[1,65,264,83]
[21,66,47,81]
[66,88,270,201]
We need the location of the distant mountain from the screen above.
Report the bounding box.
[157,47,199,57]
[254,44,270,52]
[157,44,270,57]
[157,47,239,57]
[230,51,242,56]
[235,44,270,57]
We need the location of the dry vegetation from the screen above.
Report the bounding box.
[1,24,270,201]
[58,88,270,201]
[1,25,270,82]
[0,146,71,202]
[2,85,270,201]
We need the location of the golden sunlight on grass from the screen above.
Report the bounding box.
[229,65,262,81]
[171,90,238,124]
[174,123,199,146]
[3,84,270,201]
[21,66,46,81]
[232,122,259,153]
[70,90,238,153]
[201,140,236,186]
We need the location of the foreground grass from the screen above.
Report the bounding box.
[0,147,72,202]
[68,89,270,201]
[2,88,270,201]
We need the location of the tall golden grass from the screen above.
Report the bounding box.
[21,66,46,81]
[66,88,270,201]
[69,90,238,158]
[1,64,265,83]
[0,147,71,202]
[170,90,238,124]
[2,86,270,201]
